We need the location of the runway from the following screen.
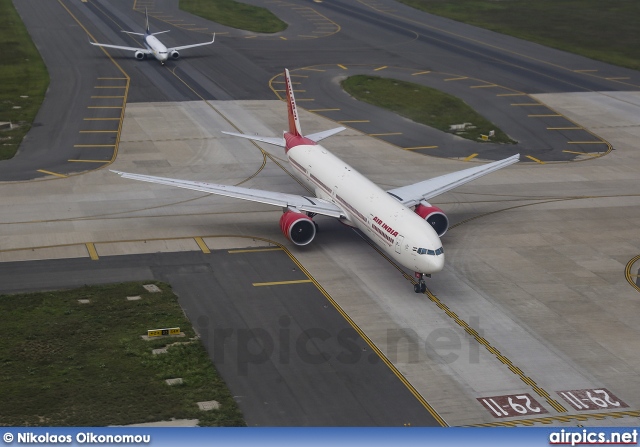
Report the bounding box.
[2,0,640,427]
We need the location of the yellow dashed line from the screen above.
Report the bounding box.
[445,76,467,81]
[471,84,498,88]
[86,243,99,260]
[463,153,478,161]
[374,65,388,71]
[411,71,431,76]
[562,150,599,157]
[404,146,437,150]
[253,279,314,287]
[337,64,348,70]
[194,237,210,254]
[36,169,67,178]
[525,155,545,164]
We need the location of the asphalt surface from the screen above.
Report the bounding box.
[5,0,640,181]
[0,250,442,426]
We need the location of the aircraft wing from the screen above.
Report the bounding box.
[169,34,215,52]
[90,41,151,53]
[221,131,285,147]
[110,170,346,218]
[387,154,520,207]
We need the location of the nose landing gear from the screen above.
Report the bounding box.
[414,272,430,293]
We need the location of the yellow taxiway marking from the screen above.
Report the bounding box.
[528,114,561,117]
[562,150,599,157]
[86,243,99,260]
[338,120,370,123]
[194,237,210,254]
[471,84,497,89]
[369,132,402,136]
[445,76,467,81]
[574,69,598,73]
[404,146,437,150]
[68,159,110,163]
[309,108,340,112]
[464,153,478,161]
[411,71,431,76]
[253,279,313,287]
[374,65,388,71]
[547,127,582,130]
[228,247,283,254]
[568,141,608,144]
[37,169,67,178]
[525,155,545,164]
[73,144,116,148]
[279,36,287,40]
[244,35,258,39]
[337,64,348,70]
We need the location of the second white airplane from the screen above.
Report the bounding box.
[90,9,214,65]
[112,69,519,293]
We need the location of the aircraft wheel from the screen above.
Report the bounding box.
[414,284,421,293]
[420,283,427,293]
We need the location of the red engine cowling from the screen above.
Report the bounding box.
[279,211,316,246]
[414,203,449,237]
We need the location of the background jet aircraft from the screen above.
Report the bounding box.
[90,8,214,64]
[112,69,519,293]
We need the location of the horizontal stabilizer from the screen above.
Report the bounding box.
[306,127,346,143]
[221,130,285,148]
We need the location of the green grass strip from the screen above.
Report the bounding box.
[341,75,514,143]
[0,0,49,160]
[180,0,287,33]
[0,282,245,426]
[397,0,640,71]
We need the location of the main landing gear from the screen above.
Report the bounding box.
[414,272,430,294]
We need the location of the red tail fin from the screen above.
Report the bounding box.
[284,69,302,137]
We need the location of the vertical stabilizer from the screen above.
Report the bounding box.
[145,7,150,34]
[284,69,302,137]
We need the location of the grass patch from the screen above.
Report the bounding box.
[0,0,49,160]
[397,0,640,71]
[179,0,287,33]
[0,282,245,426]
[341,75,514,143]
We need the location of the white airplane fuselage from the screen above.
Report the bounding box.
[285,138,445,275]
[143,34,169,63]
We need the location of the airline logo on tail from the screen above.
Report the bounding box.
[285,69,302,137]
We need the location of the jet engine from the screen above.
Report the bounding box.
[134,51,145,60]
[414,202,449,237]
[170,50,180,60]
[279,210,316,246]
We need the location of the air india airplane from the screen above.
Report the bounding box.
[90,8,214,65]
[112,69,519,293]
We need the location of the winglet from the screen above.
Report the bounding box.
[284,69,302,137]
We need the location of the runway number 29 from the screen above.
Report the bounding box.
[478,393,548,418]
[557,388,628,411]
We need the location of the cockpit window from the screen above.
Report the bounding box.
[417,247,444,256]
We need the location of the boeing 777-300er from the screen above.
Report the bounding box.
[90,8,214,64]
[112,69,519,293]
